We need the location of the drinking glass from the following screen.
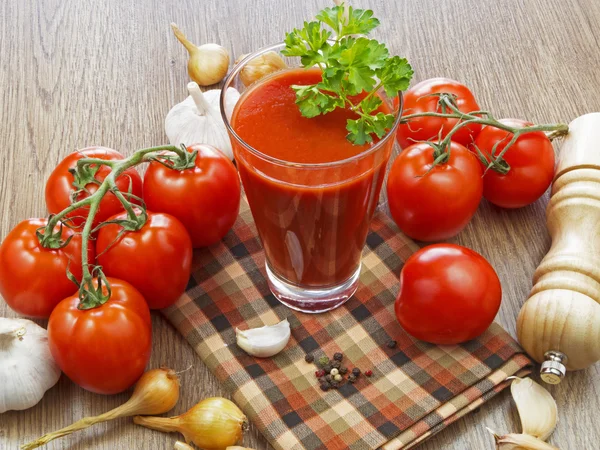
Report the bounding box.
[221,42,402,313]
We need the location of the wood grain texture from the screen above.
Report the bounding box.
[1,0,599,449]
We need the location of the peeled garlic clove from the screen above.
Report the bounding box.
[226,447,256,450]
[235,51,287,86]
[510,377,558,440]
[236,319,291,358]
[174,442,194,450]
[486,429,559,450]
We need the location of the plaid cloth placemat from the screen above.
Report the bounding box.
[163,196,532,450]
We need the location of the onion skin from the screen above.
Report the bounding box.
[134,397,248,450]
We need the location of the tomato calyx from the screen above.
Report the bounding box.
[472,142,511,175]
[36,219,74,250]
[76,268,112,310]
[149,144,198,171]
[69,162,101,191]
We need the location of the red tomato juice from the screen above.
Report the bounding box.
[231,68,395,288]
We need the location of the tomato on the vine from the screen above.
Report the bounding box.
[397,78,481,149]
[395,244,502,345]
[97,211,193,309]
[143,144,241,248]
[48,278,152,394]
[474,118,555,209]
[0,219,93,318]
[386,142,483,241]
[45,147,143,228]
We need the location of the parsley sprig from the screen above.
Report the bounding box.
[282,4,414,145]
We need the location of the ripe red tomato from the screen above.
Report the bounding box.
[48,278,152,394]
[474,119,555,208]
[397,78,482,149]
[395,244,502,345]
[386,142,483,241]
[143,144,241,248]
[0,218,93,318]
[97,211,193,309]
[45,147,143,228]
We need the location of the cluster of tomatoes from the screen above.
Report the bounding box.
[388,77,557,242]
[388,78,560,344]
[0,144,240,394]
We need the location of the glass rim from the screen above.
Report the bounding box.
[220,41,404,169]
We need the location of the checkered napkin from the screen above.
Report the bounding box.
[163,197,532,450]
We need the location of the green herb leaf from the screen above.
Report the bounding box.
[377,56,414,97]
[316,5,380,37]
[292,85,344,118]
[359,95,383,114]
[283,5,413,145]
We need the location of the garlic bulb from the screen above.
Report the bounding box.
[487,429,558,450]
[171,23,230,86]
[236,319,291,358]
[165,81,240,160]
[510,377,558,440]
[235,51,287,86]
[0,318,61,413]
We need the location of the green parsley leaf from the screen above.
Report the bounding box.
[346,118,370,145]
[316,5,380,37]
[341,6,380,36]
[377,56,414,97]
[283,5,413,145]
[359,95,383,114]
[292,85,344,118]
[347,112,395,145]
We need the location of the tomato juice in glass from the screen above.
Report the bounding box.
[222,44,401,313]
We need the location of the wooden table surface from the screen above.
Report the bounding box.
[2,0,599,448]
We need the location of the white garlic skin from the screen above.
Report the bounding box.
[0,318,61,413]
[489,431,559,450]
[165,84,240,160]
[236,319,291,358]
[510,377,558,441]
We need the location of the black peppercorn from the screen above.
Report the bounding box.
[386,340,397,349]
[318,377,327,384]
[320,383,330,392]
[339,367,348,375]
[333,352,343,361]
[323,364,332,373]
[325,374,333,382]
[352,367,361,376]
[305,353,315,363]
[331,360,341,369]
[348,374,357,383]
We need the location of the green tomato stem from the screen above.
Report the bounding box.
[399,94,568,175]
[40,144,183,308]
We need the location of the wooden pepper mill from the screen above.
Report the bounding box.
[517,113,600,384]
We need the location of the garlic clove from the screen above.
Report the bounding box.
[174,442,194,450]
[486,429,559,450]
[227,447,256,450]
[236,319,291,358]
[510,377,558,441]
[235,51,288,86]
